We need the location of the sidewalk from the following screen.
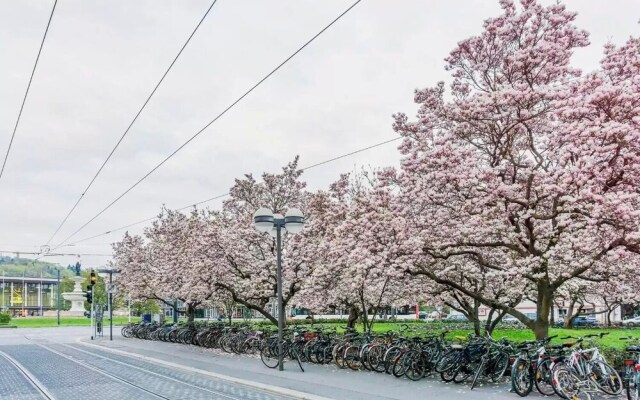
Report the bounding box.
[79,334,534,400]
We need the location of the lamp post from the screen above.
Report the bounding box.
[253,207,304,371]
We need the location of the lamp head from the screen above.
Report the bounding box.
[253,208,274,233]
[284,208,305,234]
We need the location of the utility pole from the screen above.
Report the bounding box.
[56,268,60,326]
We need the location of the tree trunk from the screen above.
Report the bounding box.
[186,304,195,323]
[347,305,360,329]
[485,308,506,335]
[472,318,481,336]
[563,298,576,328]
[533,285,553,340]
[533,319,549,340]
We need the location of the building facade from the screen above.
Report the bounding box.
[0,276,60,316]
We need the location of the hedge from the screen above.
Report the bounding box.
[0,312,11,325]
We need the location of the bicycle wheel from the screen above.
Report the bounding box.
[367,344,387,373]
[534,358,555,396]
[344,346,362,371]
[628,371,640,400]
[553,365,590,400]
[453,362,475,384]
[384,346,402,374]
[591,362,623,395]
[436,349,461,373]
[260,343,279,369]
[392,352,410,378]
[489,351,510,382]
[405,351,427,381]
[242,338,260,355]
[334,344,347,369]
[511,359,533,397]
[441,367,457,382]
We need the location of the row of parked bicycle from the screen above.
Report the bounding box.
[121,321,640,400]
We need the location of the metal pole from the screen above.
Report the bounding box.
[128,297,131,323]
[109,271,113,341]
[276,223,284,371]
[90,295,94,340]
[57,269,60,326]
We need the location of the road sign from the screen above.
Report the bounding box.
[106,283,117,294]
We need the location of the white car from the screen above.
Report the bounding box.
[622,316,640,327]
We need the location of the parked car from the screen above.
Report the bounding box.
[555,315,598,327]
[444,314,469,322]
[622,316,640,327]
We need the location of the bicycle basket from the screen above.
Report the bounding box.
[303,332,318,341]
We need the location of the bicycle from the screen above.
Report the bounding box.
[510,335,562,397]
[260,329,305,372]
[620,336,640,400]
[551,333,622,400]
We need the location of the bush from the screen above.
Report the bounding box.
[0,312,11,325]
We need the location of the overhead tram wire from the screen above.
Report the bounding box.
[43,0,219,247]
[51,0,364,251]
[0,0,58,182]
[0,250,112,257]
[60,135,401,248]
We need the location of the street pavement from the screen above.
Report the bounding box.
[0,326,624,400]
[0,326,297,400]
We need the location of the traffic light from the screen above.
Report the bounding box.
[90,271,97,285]
[86,285,93,304]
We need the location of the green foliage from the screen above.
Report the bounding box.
[0,312,11,324]
[130,299,160,316]
[0,257,73,279]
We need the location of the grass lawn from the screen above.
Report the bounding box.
[4,316,141,328]
[272,321,640,350]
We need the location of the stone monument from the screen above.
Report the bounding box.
[62,262,86,316]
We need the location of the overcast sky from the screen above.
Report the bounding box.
[0,0,637,269]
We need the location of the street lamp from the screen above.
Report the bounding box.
[253,207,305,371]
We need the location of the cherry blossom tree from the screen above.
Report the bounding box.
[390,0,639,338]
[203,158,319,325]
[298,171,417,331]
[114,209,217,322]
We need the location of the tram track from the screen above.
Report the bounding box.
[36,343,172,399]
[0,338,293,400]
[53,343,247,400]
[0,349,55,400]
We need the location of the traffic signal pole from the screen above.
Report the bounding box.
[89,271,96,340]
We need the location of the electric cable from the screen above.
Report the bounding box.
[52,0,363,249]
[44,0,219,246]
[0,0,58,181]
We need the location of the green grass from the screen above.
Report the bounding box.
[271,321,640,350]
[7,316,140,328]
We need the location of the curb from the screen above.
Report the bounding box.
[77,339,334,400]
